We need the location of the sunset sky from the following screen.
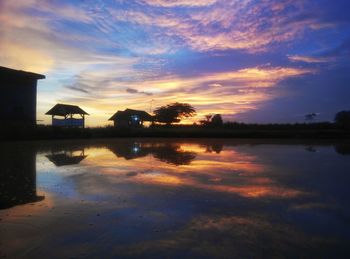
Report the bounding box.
[1,0,350,126]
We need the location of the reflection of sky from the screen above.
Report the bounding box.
[1,1,350,126]
[1,140,350,257]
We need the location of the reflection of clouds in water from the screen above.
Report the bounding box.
[110,214,345,258]
[45,141,305,200]
[1,140,350,258]
[37,141,350,204]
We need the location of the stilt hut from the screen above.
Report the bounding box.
[109,108,153,128]
[46,104,89,128]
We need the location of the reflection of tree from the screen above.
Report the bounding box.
[152,145,196,166]
[205,143,223,154]
[46,148,87,166]
[0,144,44,209]
[334,144,350,155]
[107,141,197,165]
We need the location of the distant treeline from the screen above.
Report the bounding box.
[198,121,337,130]
[1,103,349,141]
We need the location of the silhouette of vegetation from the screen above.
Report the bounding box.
[200,114,223,127]
[334,110,350,129]
[154,102,196,125]
[1,109,350,140]
[211,114,223,127]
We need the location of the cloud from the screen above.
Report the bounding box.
[287,55,333,63]
[126,88,153,96]
[107,0,346,53]
[56,65,312,126]
[139,0,217,7]
[1,0,348,126]
[0,41,55,74]
[66,84,90,94]
[322,38,350,58]
[126,88,138,94]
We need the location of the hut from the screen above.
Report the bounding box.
[46,103,89,128]
[0,66,45,127]
[109,108,153,127]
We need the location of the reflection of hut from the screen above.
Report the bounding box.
[0,144,44,209]
[46,149,87,166]
[46,103,89,128]
[0,66,45,128]
[108,142,149,160]
[109,109,153,128]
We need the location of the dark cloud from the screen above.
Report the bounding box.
[233,64,350,123]
[126,88,153,96]
[65,83,90,94]
[322,38,350,58]
[126,88,138,94]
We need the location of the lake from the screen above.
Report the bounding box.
[1,139,350,258]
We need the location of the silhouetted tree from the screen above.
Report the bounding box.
[211,114,223,127]
[200,114,212,126]
[335,110,350,129]
[154,102,196,125]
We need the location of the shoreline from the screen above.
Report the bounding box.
[1,125,349,141]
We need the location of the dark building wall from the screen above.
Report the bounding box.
[0,77,37,126]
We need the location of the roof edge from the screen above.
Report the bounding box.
[0,66,45,79]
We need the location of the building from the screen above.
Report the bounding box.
[0,66,45,127]
[109,108,154,127]
[46,103,89,128]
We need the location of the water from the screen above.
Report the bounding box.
[1,139,350,258]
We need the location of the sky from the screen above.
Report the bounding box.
[1,0,350,126]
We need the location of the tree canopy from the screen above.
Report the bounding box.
[211,114,223,126]
[200,114,223,127]
[154,102,196,125]
[335,110,350,129]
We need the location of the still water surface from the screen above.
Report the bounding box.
[1,139,350,258]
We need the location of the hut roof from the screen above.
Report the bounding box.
[109,109,153,121]
[46,104,89,116]
[0,66,45,80]
[46,154,87,166]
